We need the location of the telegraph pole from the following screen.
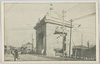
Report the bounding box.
[32,33,34,53]
[62,10,66,59]
[69,19,72,57]
[54,10,66,59]
[81,34,83,46]
[81,34,83,57]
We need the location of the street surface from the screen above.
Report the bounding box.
[4,54,69,61]
[4,54,93,61]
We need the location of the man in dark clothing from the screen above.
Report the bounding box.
[14,49,19,61]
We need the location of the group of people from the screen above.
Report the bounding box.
[11,48,19,61]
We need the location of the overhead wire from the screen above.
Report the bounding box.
[64,3,95,17]
[72,39,76,47]
[47,3,94,25]
[63,3,96,23]
[73,30,95,34]
[64,3,80,14]
[47,3,96,49]
[72,12,96,21]
[48,4,71,23]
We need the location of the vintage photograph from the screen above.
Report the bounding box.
[2,1,99,62]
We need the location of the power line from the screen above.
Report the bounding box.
[73,27,95,29]
[8,29,34,30]
[53,11,62,19]
[64,3,95,18]
[50,16,70,23]
[65,3,80,14]
[73,30,95,34]
[45,3,95,27]
[72,39,76,47]
[72,12,96,21]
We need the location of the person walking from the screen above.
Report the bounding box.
[13,48,19,61]
[41,49,44,55]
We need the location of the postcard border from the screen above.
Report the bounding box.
[1,1,99,63]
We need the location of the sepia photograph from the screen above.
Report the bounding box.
[1,1,99,63]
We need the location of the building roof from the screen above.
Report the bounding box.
[73,45,88,49]
[89,45,96,50]
[26,42,32,45]
[34,10,73,29]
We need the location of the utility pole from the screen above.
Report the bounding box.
[32,33,34,53]
[62,10,66,59]
[87,40,89,49]
[69,19,72,57]
[54,10,67,59]
[81,34,83,57]
[81,34,83,46]
[62,10,64,59]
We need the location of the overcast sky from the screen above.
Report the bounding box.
[4,2,96,47]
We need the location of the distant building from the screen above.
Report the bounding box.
[21,42,34,54]
[34,9,69,56]
[72,45,88,58]
[4,45,7,54]
[83,45,96,60]
[4,45,14,54]
[72,45,96,60]
[26,42,33,50]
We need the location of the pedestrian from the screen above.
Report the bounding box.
[41,49,44,55]
[65,51,67,57]
[13,48,19,61]
[11,50,15,56]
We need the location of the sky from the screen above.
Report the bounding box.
[4,2,96,47]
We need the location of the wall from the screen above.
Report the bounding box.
[36,23,46,54]
[46,22,63,56]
